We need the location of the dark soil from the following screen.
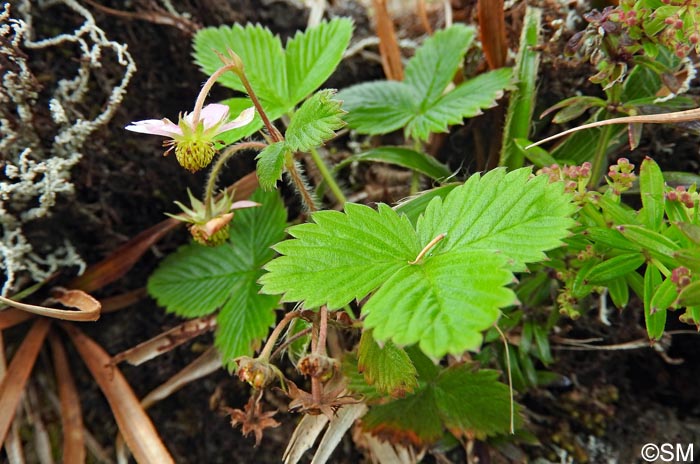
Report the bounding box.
[3,0,700,463]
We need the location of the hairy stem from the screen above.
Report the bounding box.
[238,72,284,143]
[286,159,318,212]
[191,64,235,126]
[203,141,267,217]
[309,147,346,206]
[257,311,301,360]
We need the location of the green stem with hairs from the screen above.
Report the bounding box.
[204,141,267,218]
[285,157,318,212]
[309,147,346,205]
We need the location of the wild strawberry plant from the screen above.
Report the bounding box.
[127,11,699,462]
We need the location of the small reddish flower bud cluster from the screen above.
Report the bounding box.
[557,290,580,319]
[607,158,636,194]
[538,162,592,192]
[671,266,692,291]
[666,185,698,209]
[616,9,639,27]
[577,244,596,261]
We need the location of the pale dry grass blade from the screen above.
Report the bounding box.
[111,314,217,366]
[283,414,330,464]
[140,347,221,409]
[527,107,700,149]
[311,403,368,464]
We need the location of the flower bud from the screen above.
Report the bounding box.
[236,357,281,389]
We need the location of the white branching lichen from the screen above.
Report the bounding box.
[0,0,136,295]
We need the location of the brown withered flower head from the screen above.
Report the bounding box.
[223,395,280,446]
[285,380,360,420]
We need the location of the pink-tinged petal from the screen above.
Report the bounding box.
[217,107,256,133]
[230,200,260,210]
[198,104,231,130]
[125,118,182,137]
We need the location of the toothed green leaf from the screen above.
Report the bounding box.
[260,168,575,358]
[285,90,346,152]
[357,331,418,397]
[362,365,518,445]
[338,24,511,141]
[286,18,353,103]
[256,142,287,191]
[404,24,475,105]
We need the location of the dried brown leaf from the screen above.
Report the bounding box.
[49,332,85,464]
[0,288,100,322]
[111,314,217,366]
[62,324,174,463]
[0,309,32,330]
[372,0,404,80]
[223,395,280,447]
[478,0,508,69]
[0,319,51,445]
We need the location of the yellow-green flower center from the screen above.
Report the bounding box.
[174,137,216,173]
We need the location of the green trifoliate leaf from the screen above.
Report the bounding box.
[148,189,287,367]
[362,251,514,357]
[357,330,418,397]
[417,168,577,271]
[256,142,288,191]
[285,18,353,104]
[261,167,575,358]
[194,19,352,111]
[404,24,475,105]
[194,24,287,107]
[285,89,346,152]
[261,203,421,309]
[339,24,510,141]
[406,68,513,141]
[362,365,517,445]
[337,81,417,135]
